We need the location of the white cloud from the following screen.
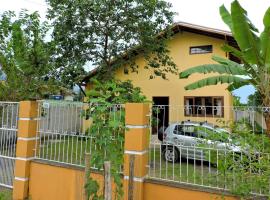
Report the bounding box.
[0,0,268,31]
[167,0,268,31]
[0,0,48,20]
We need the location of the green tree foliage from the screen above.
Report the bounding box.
[201,119,270,198]
[84,79,147,199]
[46,0,177,81]
[247,90,263,106]
[179,0,270,131]
[233,95,245,107]
[0,69,5,80]
[0,10,60,101]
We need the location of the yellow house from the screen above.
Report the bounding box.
[83,22,237,126]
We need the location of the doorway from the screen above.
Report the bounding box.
[152,97,169,129]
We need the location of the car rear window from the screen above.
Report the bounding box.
[174,124,231,142]
[174,125,198,137]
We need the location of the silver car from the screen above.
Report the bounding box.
[160,121,242,163]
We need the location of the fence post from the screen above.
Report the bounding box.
[104,161,112,200]
[124,103,150,200]
[13,101,38,200]
[84,153,91,200]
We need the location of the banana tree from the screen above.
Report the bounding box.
[179,0,270,133]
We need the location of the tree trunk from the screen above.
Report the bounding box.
[265,114,270,134]
[261,92,270,134]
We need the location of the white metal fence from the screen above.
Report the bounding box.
[35,101,124,172]
[0,102,19,188]
[32,102,270,196]
[149,105,270,196]
[149,142,270,195]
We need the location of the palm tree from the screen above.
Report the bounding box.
[179,0,270,132]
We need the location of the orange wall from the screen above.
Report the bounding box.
[29,162,85,200]
[144,181,238,200]
[29,162,105,200]
[114,31,233,124]
[29,161,238,200]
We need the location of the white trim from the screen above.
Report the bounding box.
[124,176,146,182]
[126,125,149,129]
[0,155,16,160]
[124,150,148,155]
[0,101,19,104]
[19,117,39,121]
[0,127,18,131]
[18,137,39,141]
[0,183,13,189]
[16,157,35,161]
[15,177,29,181]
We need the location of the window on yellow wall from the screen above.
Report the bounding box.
[190,45,213,54]
[184,96,224,117]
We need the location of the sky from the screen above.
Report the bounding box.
[0,0,268,102]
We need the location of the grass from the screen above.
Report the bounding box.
[148,148,224,188]
[37,135,123,169]
[148,148,270,195]
[0,189,12,200]
[37,135,93,166]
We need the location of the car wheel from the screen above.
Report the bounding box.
[162,146,179,163]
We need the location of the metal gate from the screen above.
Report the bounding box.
[0,102,19,188]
